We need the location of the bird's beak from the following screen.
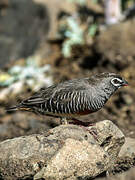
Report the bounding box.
[122,80,128,86]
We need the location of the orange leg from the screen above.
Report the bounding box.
[70,118,98,140]
[70,118,94,127]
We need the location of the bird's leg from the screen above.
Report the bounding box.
[70,118,98,140]
[70,118,94,127]
[60,117,98,140]
[60,117,68,125]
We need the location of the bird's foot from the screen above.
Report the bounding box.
[68,118,98,140]
[60,118,98,140]
[70,118,94,127]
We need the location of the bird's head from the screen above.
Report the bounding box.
[95,72,128,90]
[110,76,128,88]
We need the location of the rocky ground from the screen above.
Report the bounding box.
[0,0,135,179]
[0,120,126,179]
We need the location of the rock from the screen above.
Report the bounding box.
[0,0,85,67]
[0,0,83,68]
[119,137,135,158]
[99,137,135,180]
[98,167,135,180]
[95,20,135,70]
[0,0,49,67]
[0,120,125,179]
[105,137,135,176]
[88,120,125,159]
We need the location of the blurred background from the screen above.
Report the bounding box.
[0,0,135,141]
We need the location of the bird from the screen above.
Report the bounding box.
[7,72,128,125]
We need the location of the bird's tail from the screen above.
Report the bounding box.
[7,105,20,112]
[7,104,31,112]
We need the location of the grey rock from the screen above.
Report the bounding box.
[0,0,78,67]
[0,120,125,180]
[119,137,135,158]
[88,120,125,159]
[0,0,49,68]
[96,20,135,70]
[98,167,135,180]
[105,137,135,176]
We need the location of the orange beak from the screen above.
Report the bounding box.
[122,80,128,86]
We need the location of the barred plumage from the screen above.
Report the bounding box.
[7,72,128,124]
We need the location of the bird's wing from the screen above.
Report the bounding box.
[21,79,89,107]
[21,85,57,105]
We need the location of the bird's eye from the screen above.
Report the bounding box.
[111,78,122,87]
[113,79,120,84]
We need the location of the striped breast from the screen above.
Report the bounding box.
[39,90,95,117]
